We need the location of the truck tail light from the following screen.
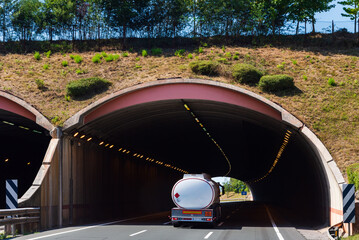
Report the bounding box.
[172,217,178,220]
[206,218,212,222]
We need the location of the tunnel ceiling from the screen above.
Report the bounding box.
[72,99,291,181]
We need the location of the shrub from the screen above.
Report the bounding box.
[328,77,336,86]
[43,64,49,70]
[233,55,239,60]
[187,53,193,59]
[74,55,83,63]
[62,60,68,67]
[221,45,225,52]
[189,60,219,76]
[70,54,75,59]
[151,48,162,56]
[75,69,86,74]
[101,51,108,57]
[302,75,308,81]
[175,49,185,57]
[46,50,51,58]
[122,52,129,57]
[92,54,102,63]
[232,64,263,84]
[258,75,295,92]
[347,164,359,190]
[35,79,45,89]
[135,57,140,61]
[142,49,148,57]
[198,47,204,53]
[113,54,120,60]
[105,54,114,62]
[135,64,142,69]
[66,77,111,98]
[225,52,231,58]
[34,52,41,60]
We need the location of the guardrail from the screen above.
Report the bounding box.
[0,208,40,236]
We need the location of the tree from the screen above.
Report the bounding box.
[339,0,359,34]
[11,0,42,41]
[0,0,13,42]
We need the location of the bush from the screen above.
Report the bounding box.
[66,77,111,98]
[105,54,114,62]
[233,55,239,60]
[62,60,68,67]
[328,77,336,86]
[187,53,193,59]
[101,51,108,57]
[92,54,102,63]
[151,48,162,56]
[258,74,295,92]
[46,50,51,58]
[34,51,41,60]
[175,49,185,57]
[74,55,83,63]
[70,54,75,59]
[189,60,219,76]
[122,52,129,57]
[198,47,204,53]
[347,164,359,190]
[35,79,45,89]
[232,64,263,84]
[142,49,148,57]
[43,64,49,70]
[217,58,229,64]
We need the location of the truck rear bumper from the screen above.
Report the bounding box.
[171,208,214,223]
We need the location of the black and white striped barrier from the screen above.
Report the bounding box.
[6,179,18,209]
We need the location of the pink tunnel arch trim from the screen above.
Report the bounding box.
[0,96,36,121]
[84,83,281,124]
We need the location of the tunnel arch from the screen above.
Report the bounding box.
[62,79,345,226]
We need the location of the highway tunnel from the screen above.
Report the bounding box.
[0,80,343,230]
[0,95,52,209]
[59,79,343,228]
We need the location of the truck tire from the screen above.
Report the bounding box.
[173,222,181,227]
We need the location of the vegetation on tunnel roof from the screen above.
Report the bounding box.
[0,42,358,175]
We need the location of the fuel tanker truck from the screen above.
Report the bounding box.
[171,173,223,227]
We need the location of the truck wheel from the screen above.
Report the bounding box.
[173,222,181,227]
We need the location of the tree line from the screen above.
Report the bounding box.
[1,0,357,46]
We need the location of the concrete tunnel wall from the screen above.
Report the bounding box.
[6,79,345,229]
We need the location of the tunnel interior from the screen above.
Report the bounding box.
[68,99,329,227]
[0,109,51,209]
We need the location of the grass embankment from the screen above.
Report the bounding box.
[0,45,358,172]
[220,191,250,202]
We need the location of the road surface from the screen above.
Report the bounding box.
[16,202,309,240]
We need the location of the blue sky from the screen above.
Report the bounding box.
[315,0,349,21]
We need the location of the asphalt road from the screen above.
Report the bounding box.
[16,202,307,240]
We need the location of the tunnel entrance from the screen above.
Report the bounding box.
[0,109,51,208]
[61,80,342,227]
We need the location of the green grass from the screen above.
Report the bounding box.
[66,77,112,98]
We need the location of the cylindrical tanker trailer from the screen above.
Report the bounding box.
[171,173,223,227]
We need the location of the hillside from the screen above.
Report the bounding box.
[0,45,358,173]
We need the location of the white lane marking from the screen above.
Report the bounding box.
[129,230,147,237]
[27,214,155,240]
[218,222,224,226]
[265,206,285,240]
[204,231,213,239]
[163,221,172,225]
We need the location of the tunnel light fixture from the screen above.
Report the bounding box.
[19,126,29,130]
[182,100,232,177]
[4,159,9,162]
[126,151,130,154]
[87,137,92,142]
[118,148,122,151]
[133,153,137,157]
[73,132,79,137]
[105,143,109,147]
[109,145,114,149]
[99,141,104,146]
[80,135,85,139]
[27,162,31,165]
[2,121,14,126]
